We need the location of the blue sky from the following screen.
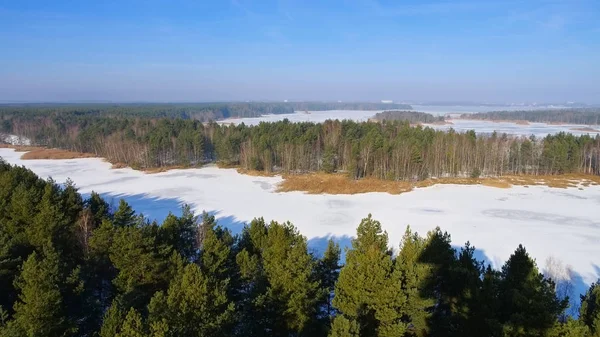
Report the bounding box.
[1,0,599,103]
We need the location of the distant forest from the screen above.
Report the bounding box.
[1,106,600,178]
[0,102,412,122]
[462,108,600,125]
[1,161,599,337]
[370,111,443,124]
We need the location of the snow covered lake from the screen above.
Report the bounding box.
[1,148,599,307]
[430,119,599,137]
[218,108,598,137]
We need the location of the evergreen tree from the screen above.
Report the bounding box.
[580,282,600,335]
[113,199,136,228]
[262,220,320,335]
[332,215,406,337]
[86,191,110,227]
[499,245,568,337]
[110,225,171,310]
[418,228,459,337]
[160,206,198,261]
[6,249,74,337]
[147,263,235,337]
[549,318,590,337]
[317,239,341,318]
[396,227,434,337]
[100,299,125,337]
[329,315,360,337]
[27,183,70,251]
[117,308,147,337]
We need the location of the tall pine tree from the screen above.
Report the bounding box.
[332,215,406,337]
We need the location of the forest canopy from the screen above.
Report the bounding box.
[462,108,600,125]
[0,102,412,122]
[0,160,599,337]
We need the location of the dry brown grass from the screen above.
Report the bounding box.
[277,173,414,194]
[111,162,129,169]
[143,165,189,174]
[236,168,277,177]
[276,173,600,195]
[20,148,96,160]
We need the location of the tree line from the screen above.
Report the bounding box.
[2,111,599,178]
[462,108,600,125]
[0,102,412,123]
[0,160,599,337]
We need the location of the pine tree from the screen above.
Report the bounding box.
[27,183,69,250]
[8,249,73,337]
[549,318,590,337]
[332,215,406,337]
[100,299,125,337]
[499,244,567,337]
[396,227,434,337]
[317,239,341,318]
[235,218,269,335]
[262,220,320,334]
[147,263,235,337]
[113,199,136,228]
[418,227,459,337]
[329,315,360,337]
[580,282,600,335]
[110,225,170,309]
[86,191,110,227]
[160,206,198,261]
[117,308,147,337]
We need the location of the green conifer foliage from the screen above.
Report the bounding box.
[9,249,73,337]
[580,282,600,336]
[113,199,136,228]
[317,239,341,318]
[333,215,406,337]
[147,263,235,337]
[499,245,568,337]
[117,308,147,337]
[329,315,360,337]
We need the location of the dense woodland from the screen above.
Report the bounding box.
[370,111,443,124]
[2,109,600,178]
[0,161,599,337]
[0,102,412,122]
[462,109,600,125]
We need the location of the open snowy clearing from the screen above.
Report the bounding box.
[1,148,599,305]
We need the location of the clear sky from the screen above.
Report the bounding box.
[1,0,599,103]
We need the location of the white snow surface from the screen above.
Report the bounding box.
[429,119,600,137]
[1,148,599,301]
[217,109,599,137]
[1,134,31,146]
[218,109,378,126]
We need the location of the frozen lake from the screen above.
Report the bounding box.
[218,107,598,137]
[411,104,569,115]
[430,119,599,137]
[218,109,378,126]
[1,148,599,308]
